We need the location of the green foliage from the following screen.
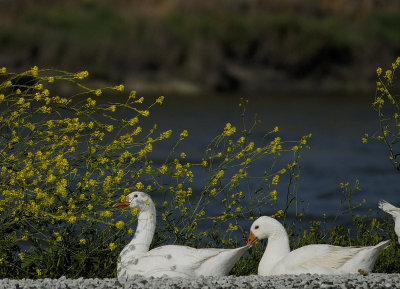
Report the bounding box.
[0,67,310,278]
[364,57,400,172]
[1,57,399,278]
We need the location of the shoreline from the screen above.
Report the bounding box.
[1,274,400,288]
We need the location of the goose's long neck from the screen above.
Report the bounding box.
[259,223,291,275]
[122,201,156,256]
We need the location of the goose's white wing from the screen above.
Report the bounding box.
[272,241,388,275]
[379,200,400,243]
[379,200,400,216]
[120,244,250,278]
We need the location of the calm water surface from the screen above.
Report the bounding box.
[147,92,400,226]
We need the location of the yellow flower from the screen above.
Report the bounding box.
[30,66,39,77]
[128,228,134,234]
[139,110,149,117]
[106,125,113,132]
[21,233,29,241]
[36,269,42,276]
[159,165,168,174]
[180,152,186,159]
[68,216,77,224]
[87,204,93,210]
[100,210,113,218]
[222,123,236,136]
[95,89,102,96]
[48,76,55,83]
[115,220,125,229]
[76,71,89,79]
[114,84,124,92]
[56,236,62,242]
[46,174,56,184]
[273,126,279,133]
[272,175,280,185]
[136,182,144,191]
[79,239,87,245]
[227,223,238,232]
[272,209,284,218]
[180,130,189,138]
[156,96,164,104]
[270,190,277,200]
[210,188,217,196]
[376,67,382,76]
[109,242,117,251]
[17,97,25,105]
[0,67,6,73]
[237,136,245,144]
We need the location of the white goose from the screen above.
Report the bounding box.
[379,200,400,243]
[247,216,389,275]
[113,191,250,279]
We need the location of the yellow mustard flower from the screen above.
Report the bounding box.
[156,96,164,104]
[109,242,117,251]
[180,130,189,138]
[115,220,125,229]
[76,71,89,79]
[114,84,124,92]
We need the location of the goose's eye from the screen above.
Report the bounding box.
[134,194,138,198]
[254,225,259,230]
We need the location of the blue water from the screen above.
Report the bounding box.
[147,92,400,227]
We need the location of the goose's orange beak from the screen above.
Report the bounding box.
[112,196,130,208]
[247,230,258,246]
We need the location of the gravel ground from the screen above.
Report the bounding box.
[1,274,400,289]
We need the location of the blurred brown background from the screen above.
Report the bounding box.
[1,0,400,94]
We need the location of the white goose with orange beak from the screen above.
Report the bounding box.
[113,191,250,280]
[247,216,389,275]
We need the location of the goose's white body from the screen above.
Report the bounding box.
[379,200,400,243]
[113,191,249,279]
[247,216,389,275]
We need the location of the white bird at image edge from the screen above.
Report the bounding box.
[379,200,400,244]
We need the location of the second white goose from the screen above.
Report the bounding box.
[247,216,389,275]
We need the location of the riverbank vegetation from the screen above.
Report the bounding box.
[1,0,400,92]
[0,57,399,278]
[0,67,310,278]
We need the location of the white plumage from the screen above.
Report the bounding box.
[379,200,400,244]
[113,191,249,280]
[247,216,389,275]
